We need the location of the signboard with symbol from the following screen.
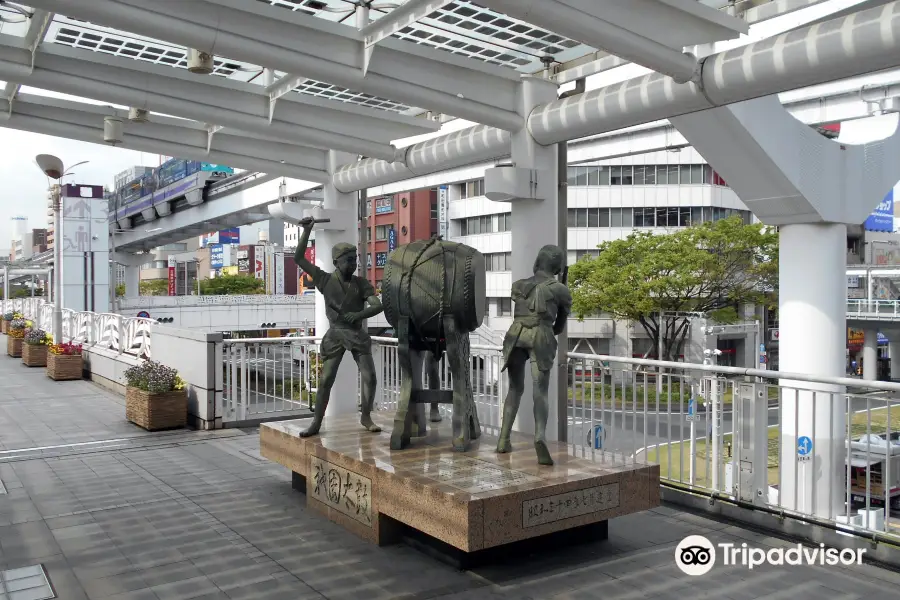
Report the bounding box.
[586,423,606,450]
[797,436,813,462]
[388,227,396,252]
[685,398,699,422]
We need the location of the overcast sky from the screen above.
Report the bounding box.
[0,128,162,252]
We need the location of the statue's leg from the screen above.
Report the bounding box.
[300,350,344,437]
[390,318,414,450]
[444,317,476,451]
[409,350,428,436]
[532,362,554,466]
[426,352,442,423]
[496,353,526,453]
[353,351,382,433]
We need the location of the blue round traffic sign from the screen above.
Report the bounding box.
[586,424,606,450]
[797,436,813,456]
[137,311,150,319]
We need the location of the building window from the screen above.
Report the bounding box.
[375,225,393,240]
[485,252,511,271]
[633,208,655,227]
[575,250,600,261]
[497,297,512,316]
[458,178,485,199]
[430,198,438,219]
[457,213,510,235]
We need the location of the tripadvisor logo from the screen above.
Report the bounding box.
[675,535,865,576]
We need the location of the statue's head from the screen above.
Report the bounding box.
[332,242,357,277]
[533,244,565,276]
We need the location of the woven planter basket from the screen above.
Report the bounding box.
[47,353,83,381]
[126,387,187,431]
[1,320,7,334]
[7,336,23,358]
[22,343,48,367]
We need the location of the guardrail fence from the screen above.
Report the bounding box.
[1,298,152,358]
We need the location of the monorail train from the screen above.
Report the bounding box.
[109,159,234,230]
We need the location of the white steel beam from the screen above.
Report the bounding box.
[1,93,330,183]
[27,0,524,131]
[360,0,454,75]
[3,8,53,114]
[0,36,430,161]
[335,60,900,194]
[480,0,746,83]
[527,1,900,145]
[264,74,306,123]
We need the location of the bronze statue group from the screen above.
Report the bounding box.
[295,217,571,466]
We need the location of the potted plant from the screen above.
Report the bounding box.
[124,360,187,431]
[1,311,14,334]
[22,328,52,367]
[6,318,28,357]
[47,342,84,381]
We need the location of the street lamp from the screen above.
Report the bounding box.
[35,155,89,344]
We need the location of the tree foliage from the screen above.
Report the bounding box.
[199,274,265,295]
[139,279,169,296]
[568,216,778,361]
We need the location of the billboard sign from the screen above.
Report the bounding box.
[438,185,448,238]
[219,228,240,244]
[209,243,224,269]
[375,196,393,214]
[388,227,396,251]
[375,252,387,267]
[254,245,265,280]
[275,252,285,295]
[167,255,176,296]
[865,190,894,232]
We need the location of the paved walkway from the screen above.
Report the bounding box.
[1,351,900,599]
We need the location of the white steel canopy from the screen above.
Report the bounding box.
[0,0,896,188]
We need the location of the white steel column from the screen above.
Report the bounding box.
[778,223,847,518]
[317,150,359,417]
[891,340,900,380]
[509,76,560,440]
[863,328,879,381]
[124,265,140,299]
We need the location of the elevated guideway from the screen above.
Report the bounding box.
[112,173,321,253]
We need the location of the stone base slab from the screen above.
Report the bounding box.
[260,414,659,553]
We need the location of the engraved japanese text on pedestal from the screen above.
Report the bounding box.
[522,483,620,528]
[310,456,373,527]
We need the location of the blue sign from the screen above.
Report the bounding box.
[388,227,396,251]
[759,343,765,353]
[210,243,225,269]
[797,436,813,456]
[865,190,894,232]
[375,252,387,267]
[586,424,605,450]
[137,310,150,319]
[218,228,240,244]
[687,398,695,416]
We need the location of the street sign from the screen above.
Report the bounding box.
[586,424,605,450]
[685,398,700,421]
[388,227,396,251]
[797,436,813,462]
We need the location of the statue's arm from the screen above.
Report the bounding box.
[356,294,384,320]
[294,222,317,275]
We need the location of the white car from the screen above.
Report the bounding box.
[287,331,310,365]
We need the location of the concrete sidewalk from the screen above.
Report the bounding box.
[1,349,898,599]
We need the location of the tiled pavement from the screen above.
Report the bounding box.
[2,354,900,599]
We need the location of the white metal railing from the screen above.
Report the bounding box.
[847,299,900,318]
[1,298,153,358]
[221,334,900,542]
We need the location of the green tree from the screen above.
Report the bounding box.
[199,274,265,295]
[115,283,125,297]
[140,279,169,296]
[568,216,778,362]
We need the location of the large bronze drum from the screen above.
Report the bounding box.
[382,239,485,340]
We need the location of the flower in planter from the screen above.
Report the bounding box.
[124,360,185,394]
[24,329,52,346]
[2,311,14,321]
[49,342,83,356]
[9,318,27,331]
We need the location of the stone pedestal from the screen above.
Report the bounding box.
[260,414,659,555]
